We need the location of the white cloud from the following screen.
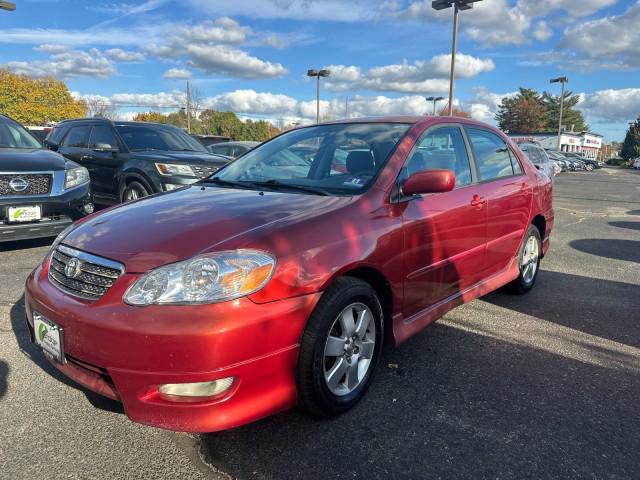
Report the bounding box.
[204,89,298,115]
[105,48,145,62]
[163,68,192,80]
[532,21,553,42]
[4,47,115,79]
[460,87,517,123]
[184,44,287,79]
[578,88,640,123]
[560,2,640,68]
[325,53,494,94]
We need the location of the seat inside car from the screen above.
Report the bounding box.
[346,150,375,175]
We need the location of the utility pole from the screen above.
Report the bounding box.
[345,96,349,119]
[185,80,191,134]
[307,69,331,124]
[0,2,16,11]
[550,76,568,151]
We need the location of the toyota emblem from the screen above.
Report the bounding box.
[65,258,82,278]
[9,177,29,192]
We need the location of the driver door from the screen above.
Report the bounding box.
[84,125,125,202]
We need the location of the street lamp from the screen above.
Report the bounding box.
[550,76,568,150]
[432,0,482,116]
[307,69,330,124]
[0,2,16,10]
[426,96,445,115]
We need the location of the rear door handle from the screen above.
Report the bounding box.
[470,195,486,208]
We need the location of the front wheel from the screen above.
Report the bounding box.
[586,164,594,171]
[121,181,150,203]
[505,224,542,294]
[296,277,384,418]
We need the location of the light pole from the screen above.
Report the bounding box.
[432,0,482,116]
[0,2,16,11]
[550,76,568,151]
[307,69,330,124]
[426,96,445,115]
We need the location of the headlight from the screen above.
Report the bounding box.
[64,167,90,189]
[155,163,195,177]
[124,250,275,305]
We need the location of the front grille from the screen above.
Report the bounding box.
[191,164,219,179]
[48,245,123,300]
[0,173,52,196]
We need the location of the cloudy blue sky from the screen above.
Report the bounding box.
[1,0,639,140]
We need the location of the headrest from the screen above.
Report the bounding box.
[346,150,374,174]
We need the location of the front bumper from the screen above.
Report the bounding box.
[25,262,321,432]
[0,183,92,242]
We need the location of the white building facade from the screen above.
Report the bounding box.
[508,132,603,159]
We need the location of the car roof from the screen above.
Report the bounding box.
[316,115,505,131]
[213,141,259,147]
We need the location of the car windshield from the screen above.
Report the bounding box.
[0,117,42,149]
[210,122,410,196]
[115,124,208,153]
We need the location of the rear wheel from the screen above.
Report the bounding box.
[121,181,150,202]
[296,277,383,418]
[505,224,542,294]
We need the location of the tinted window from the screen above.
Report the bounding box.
[509,149,524,175]
[0,117,41,149]
[467,128,514,181]
[116,124,208,152]
[210,144,232,156]
[89,125,119,149]
[62,126,91,148]
[406,126,472,187]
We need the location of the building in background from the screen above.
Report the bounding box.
[508,131,603,159]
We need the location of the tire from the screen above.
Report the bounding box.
[296,277,384,418]
[121,181,150,202]
[505,224,542,294]
[586,164,594,171]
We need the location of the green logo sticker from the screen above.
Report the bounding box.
[12,209,24,221]
[38,323,48,343]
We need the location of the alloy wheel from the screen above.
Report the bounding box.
[323,303,376,396]
[521,235,539,285]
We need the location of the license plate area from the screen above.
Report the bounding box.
[7,205,42,223]
[33,311,65,363]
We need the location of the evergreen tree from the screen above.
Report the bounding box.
[620,116,640,160]
[495,88,548,133]
[541,90,588,133]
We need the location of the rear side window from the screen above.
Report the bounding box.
[62,126,91,148]
[89,125,119,149]
[466,128,515,181]
[211,145,232,156]
[405,126,472,187]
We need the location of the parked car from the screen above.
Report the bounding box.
[632,158,640,170]
[25,125,53,143]
[208,141,260,159]
[25,116,553,432]
[551,160,562,176]
[45,119,229,204]
[0,114,93,242]
[190,134,231,147]
[518,143,554,179]
[562,152,598,171]
[580,158,601,171]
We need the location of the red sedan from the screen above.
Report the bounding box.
[25,116,553,432]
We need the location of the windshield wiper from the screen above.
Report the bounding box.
[202,177,256,190]
[248,179,329,196]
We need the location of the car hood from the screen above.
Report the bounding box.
[130,151,228,166]
[0,148,69,171]
[63,186,354,272]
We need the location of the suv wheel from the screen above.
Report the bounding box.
[586,164,594,171]
[296,277,383,418]
[505,224,542,294]
[121,181,150,202]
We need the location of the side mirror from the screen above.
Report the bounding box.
[93,143,119,153]
[44,139,59,151]
[402,169,455,196]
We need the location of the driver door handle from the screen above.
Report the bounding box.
[470,195,486,208]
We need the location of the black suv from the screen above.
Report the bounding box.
[0,114,93,242]
[45,119,229,204]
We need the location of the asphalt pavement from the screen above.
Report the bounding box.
[1,167,638,479]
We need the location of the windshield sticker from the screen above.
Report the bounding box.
[343,177,366,187]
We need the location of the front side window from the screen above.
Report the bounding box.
[89,125,119,149]
[116,125,208,153]
[466,128,515,181]
[213,123,410,196]
[62,126,91,148]
[0,118,42,149]
[405,126,472,187]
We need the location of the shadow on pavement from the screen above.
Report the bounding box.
[10,295,124,414]
[0,237,52,253]
[627,210,640,216]
[200,320,639,480]
[570,238,640,263]
[0,360,8,399]
[609,221,640,231]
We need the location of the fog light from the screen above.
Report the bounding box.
[158,377,235,401]
[83,203,94,214]
[164,183,182,191]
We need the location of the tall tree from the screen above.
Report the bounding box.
[495,88,548,133]
[541,90,588,133]
[620,116,640,160]
[0,69,86,124]
[437,105,471,118]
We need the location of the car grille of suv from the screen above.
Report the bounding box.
[191,165,220,179]
[48,245,124,300]
[0,173,52,196]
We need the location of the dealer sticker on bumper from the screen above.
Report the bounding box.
[8,205,41,223]
[33,312,65,363]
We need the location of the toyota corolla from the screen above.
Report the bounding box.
[25,117,553,432]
